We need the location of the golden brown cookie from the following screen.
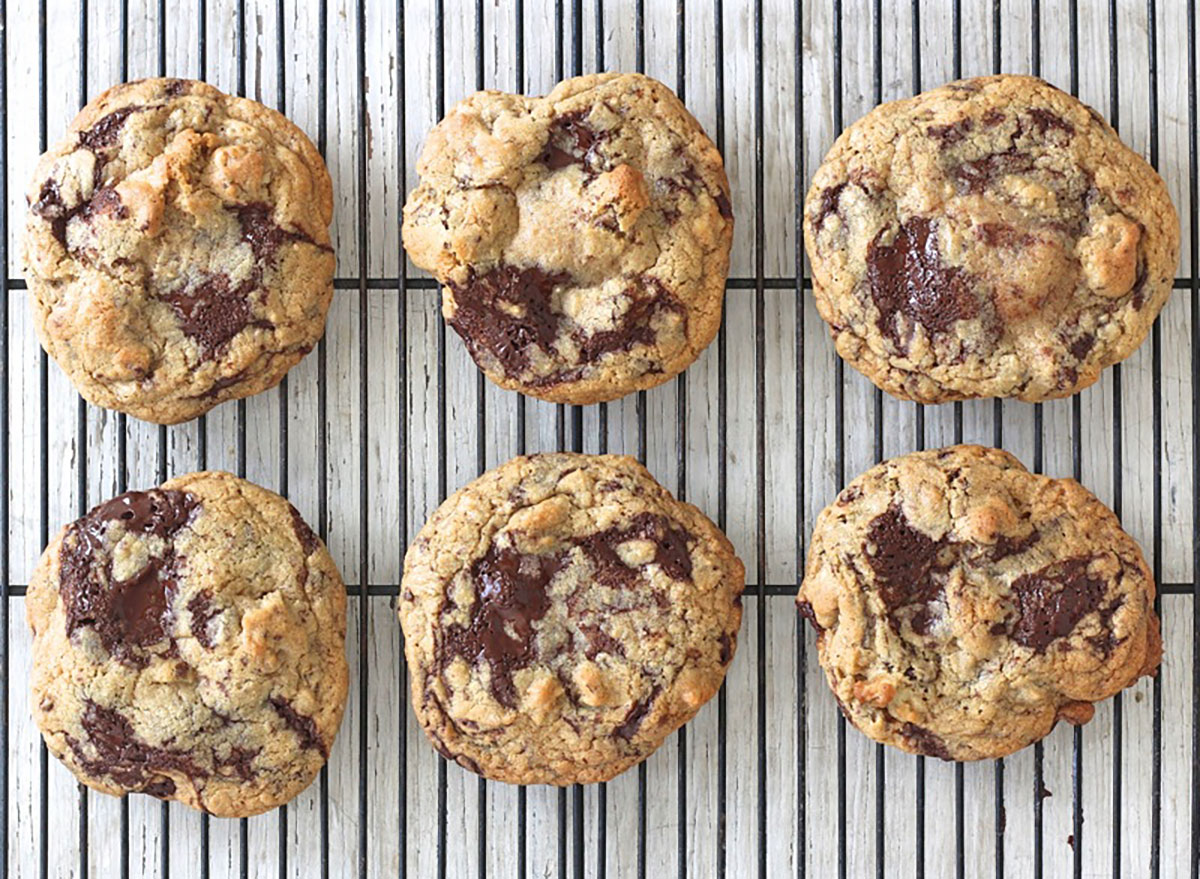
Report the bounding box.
[402,73,733,404]
[27,472,348,817]
[22,78,335,424]
[399,453,744,784]
[804,75,1179,403]
[797,445,1160,761]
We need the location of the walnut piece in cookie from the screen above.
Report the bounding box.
[402,73,733,405]
[27,471,348,817]
[22,78,335,425]
[399,453,745,784]
[798,445,1161,761]
[804,74,1180,403]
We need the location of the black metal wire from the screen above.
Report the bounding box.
[0,0,8,874]
[1146,2,1164,874]
[990,7,1005,876]
[1106,4,1124,875]
[315,1,332,874]
[792,0,806,872]
[1189,0,1200,873]
[395,1,410,875]
[77,1,93,875]
[432,0,448,873]
[35,1,49,874]
[830,2,847,876]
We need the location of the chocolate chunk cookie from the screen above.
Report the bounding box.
[804,75,1179,403]
[27,471,348,816]
[399,453,744,784]
[402,73,733,404]
[22,78,335,424]
[798,445,1161,761]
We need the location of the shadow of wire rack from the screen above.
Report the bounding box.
[2,0,1197,877]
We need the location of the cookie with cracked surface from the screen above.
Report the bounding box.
[402,72,733,404]
[27,471,348,816]
[797,445,1161,761]
[803,74,1179,403]
[22,77,335,425]
[399,453,744,784]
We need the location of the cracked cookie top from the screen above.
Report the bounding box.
[402,73,733,404]
[798,445,1161,761]
[27,471,348,817]
[399,453,744,784]
[804,75,1179,403]
[22,78,335,424]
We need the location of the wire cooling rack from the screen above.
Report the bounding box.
[2,0,1197,876]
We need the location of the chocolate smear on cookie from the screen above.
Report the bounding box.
[59,489,199,666]
[269,696,328,758]
[438,544,566,708]
[1008,556,1107,652]
[864,505,952,635]
[449,265,684,386]
[70,700,208,796]
[865,217,978,349]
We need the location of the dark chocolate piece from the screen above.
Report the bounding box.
[59,489,199,665]
[866,217,978,349]
[1008,556,1107,652]
[269,695,328,758]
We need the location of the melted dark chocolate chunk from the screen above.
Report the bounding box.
[926,118,974,144]
[269,696,327,758]
[447,265,570,376]
[614,686,660,740]
[539,143,579,170]
[187,590,219,649]
[812,182,848,232]
[31,181,127,250]
[288,503,321,556]
[714,190,733,220]
[1130,262,1149,309]
[864,505,950,635]
[1026,108,1074,137]
[77,106,140,151]
[1008,556,1107,652]
[234,202,326,262]
[161,272,263,355]
[990,530,1040,561]
[538,111,607,171]
[797,600,823,633]
[70,701,207,796]
[215,746,259,781]
[164,79,191,97]
[865,217,978,349]
[437,544,565,708]
[59,490,199,665]
[447,265,683,385]
[976,222,1032,247]
[718,632,733,664]
[951,150,1035,194]
[579,623,625,660]
[577,512,693,588]
[900,722,953,760]
[1068,334,1096,361]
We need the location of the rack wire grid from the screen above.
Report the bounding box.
[1,0,1197,876]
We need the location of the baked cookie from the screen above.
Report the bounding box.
[27,471,348,816]
[797,445,1161,761]
[23,77,335,425]
[804,74,1179,403]
[402,73,733,404]
[399,453,744,784]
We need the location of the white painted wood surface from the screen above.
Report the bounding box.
[2,0,1195,876]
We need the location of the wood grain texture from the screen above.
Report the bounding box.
[2,0,1194,875]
